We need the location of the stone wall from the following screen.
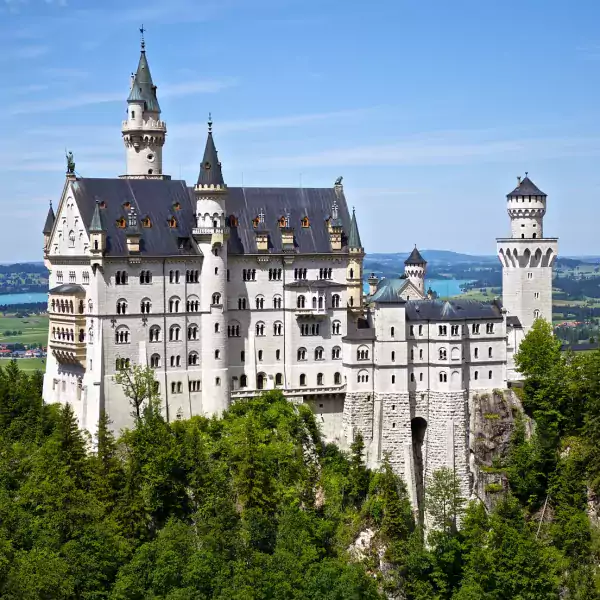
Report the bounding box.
[343,392,374,447]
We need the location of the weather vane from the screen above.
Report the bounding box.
[140,25,146,50]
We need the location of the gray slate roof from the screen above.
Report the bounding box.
[127,50,160,113]
[43,203,55,234]
[405,299,503,321]
[405,246,426,265]
[50,284,85,295]
[348,208,362,249]
[196,128,225,187]
[368,277,408,304]
[69,178,352,257]
[507,175,546,197]
[89,200,105,232]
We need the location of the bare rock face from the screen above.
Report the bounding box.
[469,389,527,511]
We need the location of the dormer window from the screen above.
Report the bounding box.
[278,216,288,228]
[172,202,181,211]
[229,215,239,227]
[301,216,310,228]
[252,217,260,228]
[123,201,131,210]
[142,216,152,228]
[116,217,126,229]
[168,217,177,228]
[99,200,106,209]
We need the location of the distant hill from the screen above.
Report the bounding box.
[366,250,497,267]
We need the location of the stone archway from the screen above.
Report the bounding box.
[411,417,428,522]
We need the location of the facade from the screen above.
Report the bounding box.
[42,40,557,514]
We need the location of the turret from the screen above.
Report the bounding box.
[367,273,379,296]
[506,173,546,239]
[347,207,364,310]
[43,200,55,256]
[89,200,106,271]
[121,31,167,179]
[404,246,426,296]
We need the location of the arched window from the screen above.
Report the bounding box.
[275,373,283,387]
[68,230,75,247]
[116,358,130,370]
[149,325,161,342]
[188,324,198,340]
[273,295,282,309]
[238,297,247,310]
[169,325,181,341]
[474,370,479,380]
[116,299,127,315]
[312,296,317,309]
[349,268,354,279]
[140,270,152,284]
[332,320,341,335]
[357,346,369,361]
[169,297,180,313]
[488,347,493,358]
[390,327,395,337]
[188,351,199,366]
[317,373,324,385]
[489,370,493,379]
[391,351,395,362]
[534,309,540,319]
[332,346,341,360]
[257,372,267,390]
[240,374,248,388]
[255,295,265,310]
[115,326,130,344]
[315,347,324,360]
[299,373,306,386]
[297,347,307,361]
[228,321,241,337]
[273,321,283,336]
[212,293,221,305]
[255,322,265,336]
[357,370,369,383]
[334,372,341,385]
[141,298,151,314]
[439,348,447,360]
[150,354,160,368]
[214,322,220,334]
[115,270,128,285]
[348,296,354,307]
[439,372,447,383]
[215,349,220,359]
[297,295,306,309]
[187,296,200,312]
[331,294,340,308]
[318,296,324,309]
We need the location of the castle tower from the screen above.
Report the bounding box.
[347,208,364,310]
[404,246,426,296]
[192,117,229,416]
[121,32,167,179]
[497,175,558,375]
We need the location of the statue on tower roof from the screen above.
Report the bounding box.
[66,151,75,175]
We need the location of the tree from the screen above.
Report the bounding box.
[114,362,160,420]
[514,318,562,380]
[425,467,465,534]
[348,432,369,507]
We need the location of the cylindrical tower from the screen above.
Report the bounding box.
[193,118,229,416]
[404,246,426,297]
[121,36,167,179]
[506,173,546,239]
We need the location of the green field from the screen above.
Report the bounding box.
[0,357,46,373]
[0,315,48,346]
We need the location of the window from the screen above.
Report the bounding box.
[189,380,201,392]
[297,295,306,309]
[214,349,220,359]
[534,292,540,300]
[115,327,130,344]
[391,351,395,362]
[275,373,283,386]
[410,348,414,360]
[238,297,247,310]
[56,271,63,283]
[186,297,200,312]
[115,270,128,285]
[255,295,265,310]
[299,374,306,386]
[212,293,221,305]
[409,325,414,336]
[390,326,395,337]
[212,248,219,257]
[357,371,369,383]
[170,355,181,367]
[242,268,257,282]
[116,358,130,370]
[332,320,341,335]
[357,346,369,361]
[451,325,459,336]
[273,295,282,309]
[228,322,240,337]
[474,348,479,359]
[392,374,396,384]
[488,347,493,358]
[419,349,423,359]
[169,297,180,313]
[410,373,415,382]
[240,374,248,388]
[438,325,447,335]
[269,269,283,281]
[82,271,90,285]
[331,294,340,308]
[214,323,220,334]
[418,324,424,336]
[141,298,151,314]
[486,323,494,334]
[334,372,341,385]
[474,370,479,380]
[438,348,447,360]
[315,347,324,360]
[256,322,265,336]
[472,324,480,334]
[169,325,181,341]
[257,350,263,361]
[150,354,160,368]
[298,347,307,361]
[116,299,127,315]
[149,326,161,342]
[528,272,533,280]
[215,377,221,386]
[318,268,332,280]
[439,372,447,383]
[534,309,540,319]
[489,370,493,379]
[241,351,245,363]
[317,373,324,386]
[276,349,281,361]
[301,216,310,228]
[188,324,198,340]
[273,322,283,336]
[300,323,321,336]
[68,271,76,283]
[68,230,75,247]
[214,267,218,276]
[186,269,199,283]
[332,346,341,360]
[294,268,307,281]
[140,270,152,284]
[419,373,423,381]
[168,270,180,283]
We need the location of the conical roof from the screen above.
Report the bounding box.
[127,48,160,113]
[404,246,426,265]
[89,200,106,232]
[507,175,545,197]
[196,120,225,187]
[43,202,55,234]
[348,208,362,249]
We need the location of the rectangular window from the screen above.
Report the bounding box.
[418,325,423,336]
[528,272,533,280]
[438,325,447,336]
[534,292,540,299]
[409,325,414,336]
[451,325,459,336]
[241,351,245,363]
[56,271,63,283]
[69,271,76,283]
[486,323,494,334]
[472,324,481,334]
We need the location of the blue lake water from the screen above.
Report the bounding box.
[0,292,48,305]
[363,278,474,297]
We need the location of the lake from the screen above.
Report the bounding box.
[0,292,48,305]
[363,278,474,297]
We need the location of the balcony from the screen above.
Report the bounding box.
[121,119,167,132]
[192,226,230,246]
[49,336,86,367]
[231,383,346,400]
[296,307,328,318]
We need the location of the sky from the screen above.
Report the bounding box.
[2,0,600,261]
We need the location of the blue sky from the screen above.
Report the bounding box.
[1,0,600,262]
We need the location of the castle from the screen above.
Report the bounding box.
[41,39,557,512]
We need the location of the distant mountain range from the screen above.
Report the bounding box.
[366,250,498,266]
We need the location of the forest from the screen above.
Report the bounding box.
[0,323,600,598]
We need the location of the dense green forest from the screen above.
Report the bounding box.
[1,325,600,598]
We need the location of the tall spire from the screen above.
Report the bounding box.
[127,31,160,113]
[348,207,362,249]
[196,115,225,188]
[89,200,106,233]
[43,200,55,235]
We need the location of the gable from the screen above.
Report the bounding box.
[397,279,424,301]
[48,182,90,256]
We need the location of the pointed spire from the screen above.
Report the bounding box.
[196,115,225,187]
[89,200,106,233]
[127,31,160,113]
[348,207,362,249]
[43,200,55,234]
[507,174,546,197]
[404,245,426,265]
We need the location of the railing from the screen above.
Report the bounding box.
[296,308,328,317]
[192,226,230,236]
[121,119,167,131]
[231,383,346,399]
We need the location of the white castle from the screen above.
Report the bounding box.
[42,39,557,511]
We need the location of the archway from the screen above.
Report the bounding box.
[411,417,428,523]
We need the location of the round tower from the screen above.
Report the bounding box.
[192,117,229,416]
[506,173,546,239]
[121,33,167,179]
[404,246,426,297]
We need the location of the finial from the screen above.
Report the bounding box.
[140,25,146,51]
[352,206,355,213]
[525,171,528,177]
[208,112,213,133]
[49,199,52,208]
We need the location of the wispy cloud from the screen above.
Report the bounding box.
[10,44,50,59]
[9,77,237,115]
